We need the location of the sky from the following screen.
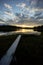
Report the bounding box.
[0,0,43,27]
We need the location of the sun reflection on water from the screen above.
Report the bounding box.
[14,29,41,35]
[15,29,33,33]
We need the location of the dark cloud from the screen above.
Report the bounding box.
[0,19,4,22]
[37,0,43,8]
[15,13,21,17]
[29,0,43,8]
[34,9,43,19]
[34,11,41,16]
[15,13,28,19]
[36,16,43,19]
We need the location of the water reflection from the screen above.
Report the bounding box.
[0,29,41,36]
[14,29,41,35]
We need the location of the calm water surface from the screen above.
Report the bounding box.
[0,29,41,36]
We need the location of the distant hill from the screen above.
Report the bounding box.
[0,25,21,32]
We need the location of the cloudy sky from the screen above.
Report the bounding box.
[0,0,43,27]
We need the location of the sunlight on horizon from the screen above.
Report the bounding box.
[11,24,41,28]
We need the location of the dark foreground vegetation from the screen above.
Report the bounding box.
[0,34,18,59]
[10,33,43,65]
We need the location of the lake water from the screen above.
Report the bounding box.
[0,29,41,65]
[0,29,41,36]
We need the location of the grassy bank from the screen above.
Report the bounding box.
[0,34,18,59]
[11,33,43,65]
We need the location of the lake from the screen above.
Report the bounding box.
[0,29,41,36]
